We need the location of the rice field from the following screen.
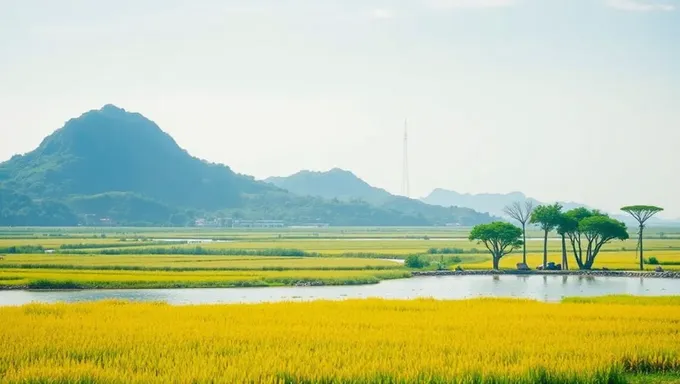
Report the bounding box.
[1,227,679,290]
[0,268,409,289]
[0,254,401,270]
[1,297,679,383]
[461,250,680,271]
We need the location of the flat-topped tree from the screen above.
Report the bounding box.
[503,201,534,265]
[469,222,523,270]
[530,203,563,269]
[564,208,629,270]
[621,205,664,270]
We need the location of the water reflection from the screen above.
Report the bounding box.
[2,275,679,306]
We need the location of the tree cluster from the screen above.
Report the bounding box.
[472,203,654,270]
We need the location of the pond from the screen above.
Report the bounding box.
[1,275,678,306]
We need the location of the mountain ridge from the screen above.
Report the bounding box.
[422,188,677,226]
[0,105,493,226]
[264,167,495,225]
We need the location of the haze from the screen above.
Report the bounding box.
[1,0,678,217]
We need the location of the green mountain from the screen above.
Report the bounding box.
[0,105,493,226]
[265,169,494,225]
[0,188,77,226]
[0,105,267,210]
[265,168,392,204]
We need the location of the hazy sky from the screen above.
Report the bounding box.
[1,0,679,217]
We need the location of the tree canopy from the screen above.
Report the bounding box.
[469,222,523,269]
[530,203,563,231]
[531,203,563,268]
[621,205,664,226]
[621,205,664,270]
[563,209,629,270]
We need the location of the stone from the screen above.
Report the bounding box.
[536,265,544,270]
[655,266,664,273]
[516,263,531,271]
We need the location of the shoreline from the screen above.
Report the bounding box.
[3,269,680,291]
[412,270,680,279]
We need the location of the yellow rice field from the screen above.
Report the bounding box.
[0,268,409,289]
[461,250,680,271]
[1,297,679,383]
[0,254,400,270]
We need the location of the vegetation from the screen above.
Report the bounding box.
[1,298,679,383]
[503,200,534,264]
[555,213,578,270]
[621,205,664,270]
[0,255,401,271]
[530,203,563,269]
[0,188,77,226]
[0,268,409,289]
[426,247,464,254]
[0,105,493,227]
[64,246,318,257]
[564,208,629,270]
[404,254,429,269]
[469,222,523,269]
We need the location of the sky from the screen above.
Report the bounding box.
[1,0,679,217]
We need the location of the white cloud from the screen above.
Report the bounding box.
[606,0,676,11]
[370,8,396,19]
[425,0,517,8]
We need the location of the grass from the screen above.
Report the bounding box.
[0,228,679,291]
[0,268,410,289]
[459,250,680,271]
[0,254,402,270]
[1,297,679,383]
[562,295,680,305]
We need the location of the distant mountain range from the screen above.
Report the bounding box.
[421,189,585,218]
[265,171,678,227]
[421,189,678,227]
[266,168,392,205]
[265,169,494,225]
[0,105,493,227]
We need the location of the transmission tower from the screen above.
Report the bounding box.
[401,119,410,197]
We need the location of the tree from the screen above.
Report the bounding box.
[555,214,578,271]
[563,209,629,270]
[503,201,535,265]
[469,222,523,270]
[621,205,664,271]
[530,203,563,269]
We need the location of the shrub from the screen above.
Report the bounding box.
[404,255,429,269]
[646,257,659,265]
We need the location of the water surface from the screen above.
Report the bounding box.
[2,275,678,306]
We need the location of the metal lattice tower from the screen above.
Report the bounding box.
[401,119,410,197]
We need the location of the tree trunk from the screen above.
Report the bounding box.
[561,234,568,271]
[542,229,548,269]
[493,256,500,270]
[639,225,644,271]
[584,258,594,270]
[522,223,527,265]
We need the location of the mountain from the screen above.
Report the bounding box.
[422,189,594,218]
[265,168,392,204]
[0,104,269,210]
[265,169,495,225]
[0,105,493,226]
[0,188,77,226]
[422,189,541,217]
[422,188,679,227]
